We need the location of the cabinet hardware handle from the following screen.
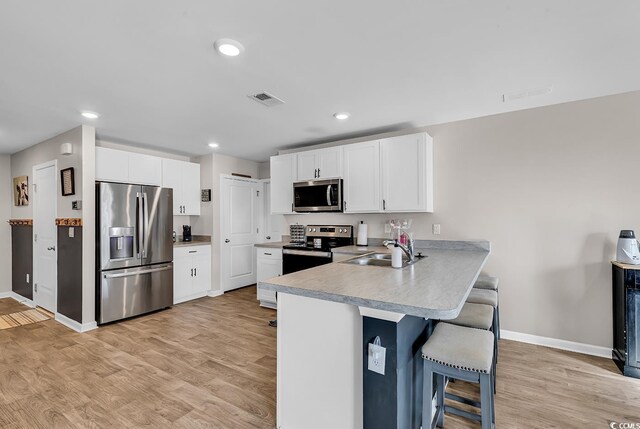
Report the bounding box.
[344,201,346,211]
[194,268,197,276]
[47,246,56,251]
[190,268,193,277]
[318,168,320,177]
[225,239,230,243]
[265,252,272,256]
[188,250,197,253]
[383,199,386,210]
[266,236,271,240]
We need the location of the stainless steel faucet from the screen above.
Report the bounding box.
[383,238,415,261]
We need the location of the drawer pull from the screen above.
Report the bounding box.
[264,252,272,256]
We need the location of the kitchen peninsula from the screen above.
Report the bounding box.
[258,239,490,429]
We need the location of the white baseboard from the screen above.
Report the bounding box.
[55,313,98,333]
[9,292,35,308]
[0,292,11,299]
[501,329,611,359]
[207,290,223,298]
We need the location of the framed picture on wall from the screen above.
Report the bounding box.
[13,176,29,206]
[60,167,75,196]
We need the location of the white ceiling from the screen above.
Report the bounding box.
[1,1,639,161]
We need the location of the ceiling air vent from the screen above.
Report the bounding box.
[248,91,285,107]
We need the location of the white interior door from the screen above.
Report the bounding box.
[220,176,260,292]
[33,161,57,312]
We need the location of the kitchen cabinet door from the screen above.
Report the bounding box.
[161,159,183,214]
[343,141,380,213]
[380,133,433,212]
[162,159,201,216]
[173,248,193,304]
[192,246,212,295]
[317,147,343,179]
[257,248,282,308]
[296,148,343,180]
[297,151,318,181]
[270,154,297,214]
[95,147,129,183]
[182,162,201,215]
[128,152,162,186]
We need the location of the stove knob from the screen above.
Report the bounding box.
[312,228,316,232]
[308,228,312,232]
[339,229,344,233]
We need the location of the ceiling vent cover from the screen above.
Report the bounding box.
[248,91,285,107]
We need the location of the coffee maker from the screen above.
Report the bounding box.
[617,230,640,265]
[182,225,192,242]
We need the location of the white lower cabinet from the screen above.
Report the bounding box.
[174,245,212,304]
[256,247,282,309]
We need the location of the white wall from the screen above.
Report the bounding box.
[258,161,270,179]
[11,126,84,219]
[282,91,640,349]
[192,153,259,292]
[0,155,11,293]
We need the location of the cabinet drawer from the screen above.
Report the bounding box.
[257,248,282,260]
[174,245,211,259]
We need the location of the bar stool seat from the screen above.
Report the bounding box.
[474,275,499,291]
[448,302,493,331]
[421,323,495,429]
[467,289,498,308]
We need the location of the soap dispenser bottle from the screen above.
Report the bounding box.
[391,241,403,268]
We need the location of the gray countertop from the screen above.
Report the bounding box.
[259,240,490,320]
[174,235,211,247]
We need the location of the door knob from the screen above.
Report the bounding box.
[47,246,56,251]
[225,239,230,243]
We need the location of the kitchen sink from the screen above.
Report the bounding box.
[342,253,426,268]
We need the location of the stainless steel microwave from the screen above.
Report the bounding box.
[293,179,343,212]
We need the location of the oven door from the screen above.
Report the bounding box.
[283,249,333,274]
[293,179,342,212]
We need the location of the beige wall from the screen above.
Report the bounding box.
[282,91,640,349]
[0,155,11,293]
[258,161,270,179]
[192,153,259,292]
[11,127,84,219]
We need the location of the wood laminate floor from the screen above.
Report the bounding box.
[0,286,638,428]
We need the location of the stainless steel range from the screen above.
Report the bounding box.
[282,225,353,274]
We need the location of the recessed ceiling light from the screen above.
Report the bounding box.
[333,112,350,120]
[214,39,244,57]
[81,111,99,119]
[208,142,219,149]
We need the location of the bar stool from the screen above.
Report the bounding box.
[421,322,495,429]
[474,275,499,291]
[466,288,500,340]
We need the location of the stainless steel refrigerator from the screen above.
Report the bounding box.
[96,182,174,324]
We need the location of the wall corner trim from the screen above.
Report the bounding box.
[207,290,224,298]
[500,329,611,359]
[55,312,98,333]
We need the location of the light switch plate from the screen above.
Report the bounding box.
[384,223,392,234]
[368,343,386,375]
[432,224,441,235]
[69,227,74,238]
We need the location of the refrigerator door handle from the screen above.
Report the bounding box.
[103,264,173,279]
[142,192,149,259]
[136,192,143,259]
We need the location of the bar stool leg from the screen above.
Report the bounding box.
[480,373,493,429]
[436,373,445,427]
[423,360,434,429]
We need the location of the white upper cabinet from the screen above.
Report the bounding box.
[270,154,297,214]
[161,159,201,215]
[343,141,381,213]
[296,147,343,180]
[380,132,433,212]
[95,147,161,186]
[128,152,162,186]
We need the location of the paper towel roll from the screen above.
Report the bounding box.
[357,221,368,246]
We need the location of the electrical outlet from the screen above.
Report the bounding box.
[432,224,441,235]
[384,223,392,234]
[368,342,386,375]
